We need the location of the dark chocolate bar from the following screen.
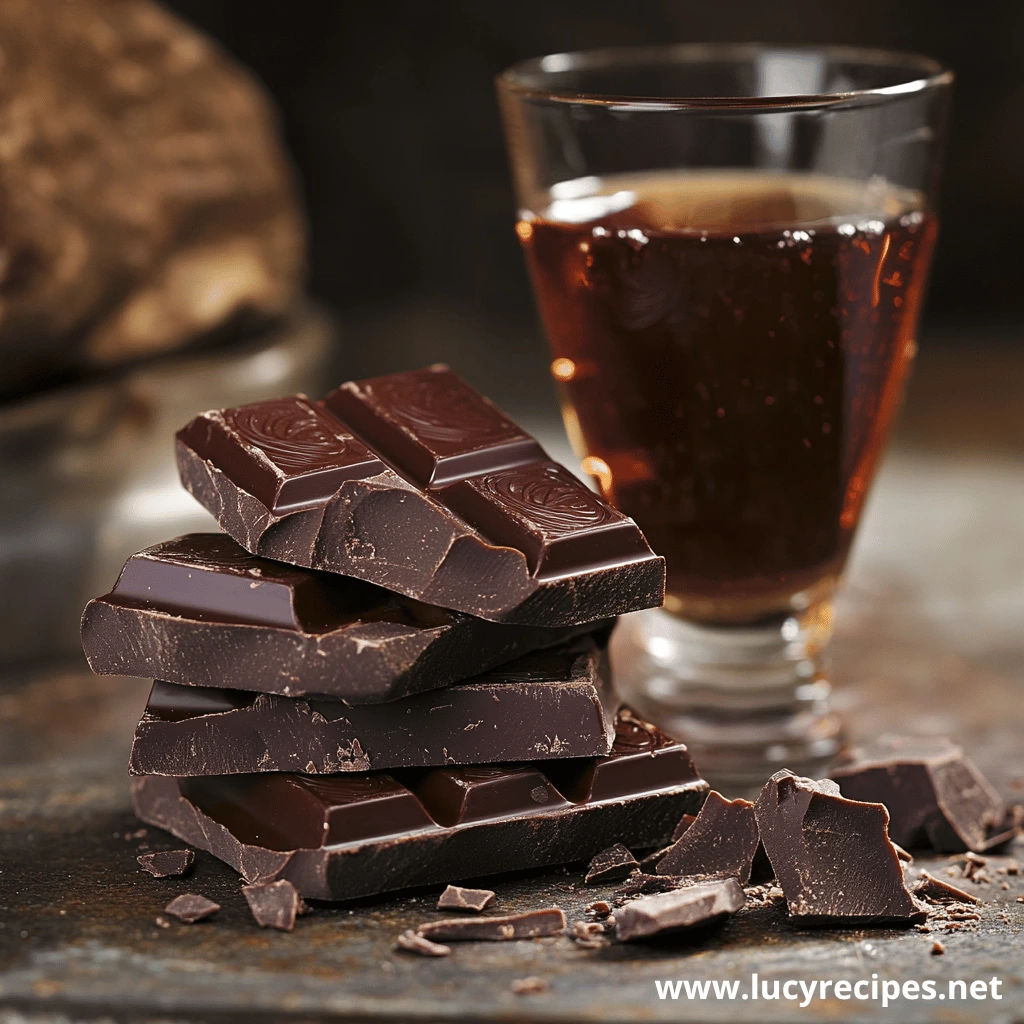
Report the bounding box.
[130,709,708,901]
[175,366,665,626]
[82,533,598,702]
[129,635,617,776]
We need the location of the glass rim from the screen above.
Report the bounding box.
[497,43,953,112]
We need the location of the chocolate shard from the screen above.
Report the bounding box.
[175,366,665,626]
[614,879,745,941]
[913,870,980,905]
[128,634,617,777]
[585,844,638,885]
[436,885,495,912]
[614,873,688,898]
[137,849,194,878]
[511,977,548,994]
[83,533,599,703]
[656,791,759,884]
[396,930,451,957]
[242,879,301,931]
[418,908,565,942]
[638,846,673,873]
[754,770,926,925]
[164,893,219,923]
[130,708,708,902]
[671,814,698,842]
[831,736,1013,853]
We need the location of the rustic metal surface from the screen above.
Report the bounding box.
[1,344,1023,1023]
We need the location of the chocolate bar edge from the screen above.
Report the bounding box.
[130,774,708,902]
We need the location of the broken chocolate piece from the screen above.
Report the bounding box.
[831,736,1013,853]
[83,533,599,703]
[585,900,611,916]
[639,846,673,872]
[671,813,697,842]
[131,708,707,901]
[615,879,745,941]
[418,908,565,942]
[913,870,980,904]
[242,879,301,931]
[585,844,638,884]
[931,940,945,955]
[893,844,914,863]
[436,885,495,912]
[129,634,616,776]
[175,367,665,627]
[163,893,219,923]
[396,930,451,957]
[656,791,759,884]
[137,849,194,878]
[754,770,926,925]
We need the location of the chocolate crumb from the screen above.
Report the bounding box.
[913,870,980,904]
[396,930,451,957]
[585,844,638,884]
[572,920,606,940]
[1006,859,1020,875]
[436,884,495,912]
[1001,882,1010,890]
[164,893,219,923]
[511,977,548,995]
[585,901,611,916]
[242,879,301,931]
[154,916,170,929]
[137,849,194,879]
[931,940,945,955]
[418,908,565,942]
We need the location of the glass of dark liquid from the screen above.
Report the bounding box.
[498,46,952,785]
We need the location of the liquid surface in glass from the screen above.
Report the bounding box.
[519,170,937,623]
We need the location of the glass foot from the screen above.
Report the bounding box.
[610,606,844,796]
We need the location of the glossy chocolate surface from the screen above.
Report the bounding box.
[83,534,598,702]
[175,365,665,626]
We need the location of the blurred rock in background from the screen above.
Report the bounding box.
[0,0,333,665]
[0,0,305,400]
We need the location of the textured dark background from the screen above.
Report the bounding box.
[164,0,1023,338]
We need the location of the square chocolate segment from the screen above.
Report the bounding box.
[410,766,569,827]
[323,366,545,488]
[179,395,384,514]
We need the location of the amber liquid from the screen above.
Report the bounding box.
[520,171,937,623]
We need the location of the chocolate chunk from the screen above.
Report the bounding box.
[831,736,1013,853]
[585,901,611,916]
[754,770,926,924]
[137,849,194,878]
[175,367,665,626]
[913,870,980,904]
[656,791,759,884]
[242,879,301,931]
[130,708,708,901]
[418,908,565,942]
[585,844,639,884]
[128,635,616,776]
[615,879,745,941]
[396,930,451,957]
[436,885,495,912]
[638,846,673,872]
[164,894,220,923]
[83,533,600,703]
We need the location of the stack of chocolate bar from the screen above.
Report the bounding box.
[82,366,708,901]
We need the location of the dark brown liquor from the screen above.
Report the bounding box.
[519,171,937,622]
